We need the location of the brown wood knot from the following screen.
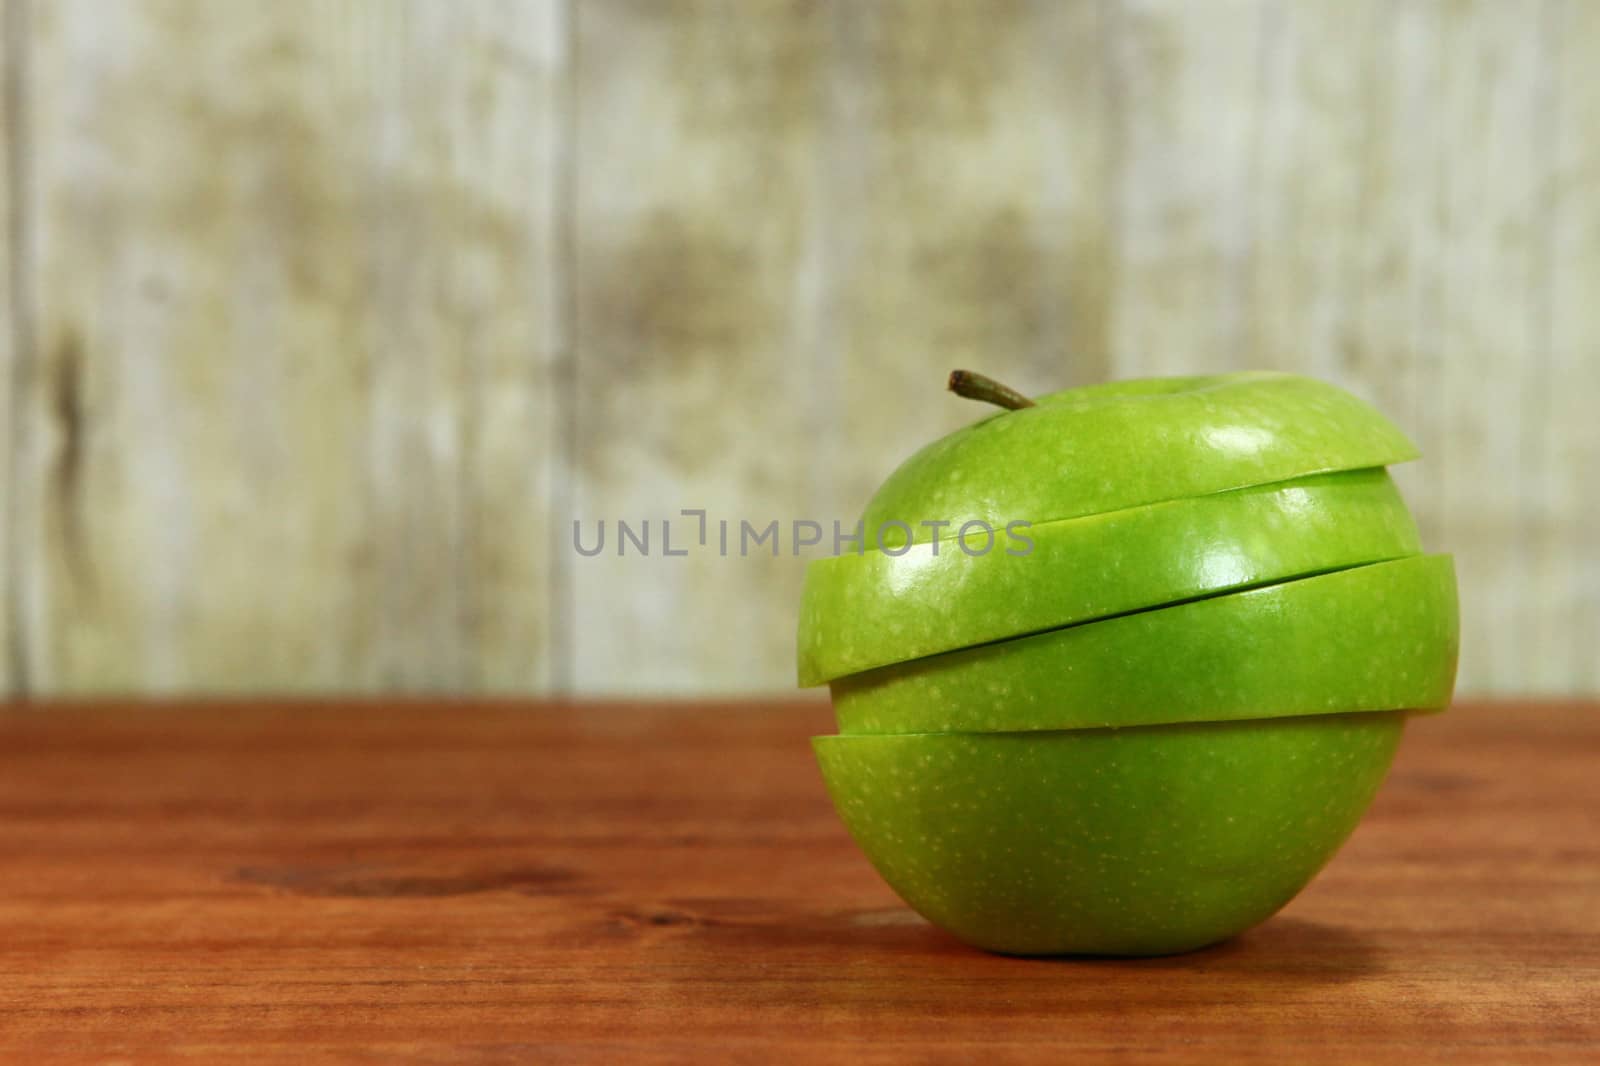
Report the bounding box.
[233,862,585,899]
[609,906,705,931]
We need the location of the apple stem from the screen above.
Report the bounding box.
[947,369,1036,411]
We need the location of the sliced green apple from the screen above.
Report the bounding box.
[860,372,1418,550]
[800,467,1421,686]
[814,710,1405,956]
[832,555,1457,734]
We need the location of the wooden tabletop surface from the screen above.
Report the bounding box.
[0,699,1594,1063]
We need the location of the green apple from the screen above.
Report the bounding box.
[814,710,1405,956]
[804,371,1457,958]
[859,372,1418,551]
[799,467,1421,686]
[832,554,1458,733]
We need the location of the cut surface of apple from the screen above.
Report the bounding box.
[800,467,1421,686]
[832,554,1457,734]
[814,710,1405,956]
[860,372,1419,550]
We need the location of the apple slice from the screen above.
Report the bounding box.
[799,467,1420,686]
[860,372,1419,550]
[832,554,1457,734]
[814,710,1404,956]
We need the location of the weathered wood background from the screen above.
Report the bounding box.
[0,0,1595,698]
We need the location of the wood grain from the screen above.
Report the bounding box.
[1544,0,1600,696]
[13,0,371,692]
[569,0,832,693]
[1425,2,1554,696]
[0,699,1593,1063]
[8,0,563,693]
[0,0,19,695]
[1105,0,1267,378]
[1,0,1598,698]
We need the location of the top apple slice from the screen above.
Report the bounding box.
[798,467,1420,686]
[857,372,1418,551]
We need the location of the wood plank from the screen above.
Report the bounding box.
[1244,0,1378,382]
[0,0,20,696]
[357,1,567,693]
[1104,0,1267,377]
[15,0,379,691]
[1541,0,1600,694]
[1417,2,1554,695]
[0,699,1593,1061]
[569,0,833,693]
[14,0,563,693]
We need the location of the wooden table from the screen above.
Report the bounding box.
[0,699,1593,1063]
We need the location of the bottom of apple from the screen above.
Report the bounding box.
[813,711,1405,957]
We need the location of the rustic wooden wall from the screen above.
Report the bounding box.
[1,0,1595,698]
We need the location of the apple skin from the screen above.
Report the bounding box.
[799,467,1422,686]
[832,554,1458,734]
[814,711,1405,956]
[860,373,1418,551]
